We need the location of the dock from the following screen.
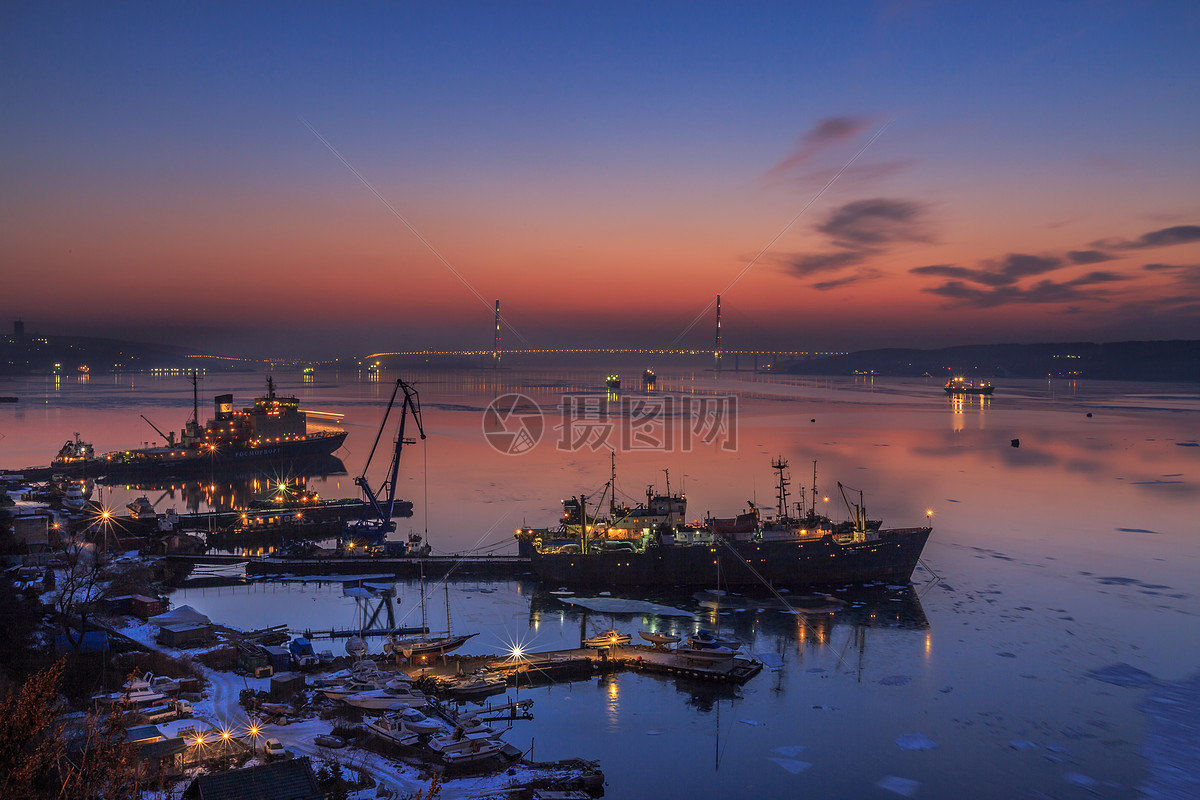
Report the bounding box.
[398,643,760,686]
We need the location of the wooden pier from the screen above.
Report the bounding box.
[395,643,760,686]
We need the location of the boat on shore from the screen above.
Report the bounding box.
[944,377,994,395]
[9,375,347,481]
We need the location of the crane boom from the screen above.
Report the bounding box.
[355,378,426,535]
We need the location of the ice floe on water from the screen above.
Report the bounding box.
[1139,670,1200,800]
[895,733,938,751]
[772,745,806,758]
[769,757,812,774]
[1087,662,1156,687]
[876,776,920,797]
[1010,740,1038,751]
[740,719,761,726]
[878,674,912,686]
[1064,772,1098,790]
[755,652,784,671]
[556,597,695,617]
[768,746,810,775]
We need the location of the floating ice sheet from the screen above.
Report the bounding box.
[557,597,695,617]
[771,745,806,758]
[769,757,812,774]
[895,733,938,751]
[876,776,919,797]
[879,674,912,686]
[1088,662,1155,687]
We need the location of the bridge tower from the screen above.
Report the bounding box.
[714,294,722,371]
[493,299,501,367]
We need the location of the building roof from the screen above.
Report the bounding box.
[185,756,321,800]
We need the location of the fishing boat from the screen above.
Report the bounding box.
[944,376,995,395]
[527,461,932,589]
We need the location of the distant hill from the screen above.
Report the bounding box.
[0,333,206,375]
[782,341,1200,383]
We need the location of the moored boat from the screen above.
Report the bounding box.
[582,629,632,648]
[944,376,994,395]
[527,462,932,590]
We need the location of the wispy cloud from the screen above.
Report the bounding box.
[766,116,872,181]
[1067,249,1115,265]
[784,197,930,286]
[1091,224,1200,251]
[818,198,930,248]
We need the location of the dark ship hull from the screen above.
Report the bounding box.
[944,386,994,395]
[95,431,348,479]
[528,526,932,589]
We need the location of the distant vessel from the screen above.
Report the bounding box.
[944,377,994,395]
[10,376,346,480]
[605,374,620,389]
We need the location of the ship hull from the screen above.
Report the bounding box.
[44,432,348,480]
[945,387,994,395]
[528,527,932,589]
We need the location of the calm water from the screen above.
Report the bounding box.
[2,368,1198,798]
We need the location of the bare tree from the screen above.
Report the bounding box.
[47,536,112,655]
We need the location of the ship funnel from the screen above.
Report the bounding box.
[214,393,234,420]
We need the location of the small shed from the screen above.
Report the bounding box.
[268,672,306,702]
[130,594,165,619]
[158,622,211,648]
[182,756,321,800]
[261,646,291,675]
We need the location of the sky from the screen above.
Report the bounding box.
[2,1,1199,358]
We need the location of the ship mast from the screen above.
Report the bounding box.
[771,457,790,520]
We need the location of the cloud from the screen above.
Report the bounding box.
[786,250,868,276]
[918,266,1130,309]
[909,264,977,279]
[1143,262,1200,285]
[978,254,1063,286]
[765,115,872,180]
[783,197,931,284]
[1092,224,1200,251]
[1067,249,1115,264]
[818,198,930,248]
[788,159,914,189]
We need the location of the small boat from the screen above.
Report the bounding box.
[582,629,632,648]
[366,714,420,746]
[675,645,737,662]
[383,632,477,659]
[605,374,620,389]
[313,734,347,748]
[944,377,995,395]
[342,683,427,711]
[394,707,444,735]
[689,629,741,650]
[427,728,506,764]
[62,484,90,511]
[639,631,681,647]
[447,671,506,699]
[126,496,157,520]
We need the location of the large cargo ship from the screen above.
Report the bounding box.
[11,377,346,480]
